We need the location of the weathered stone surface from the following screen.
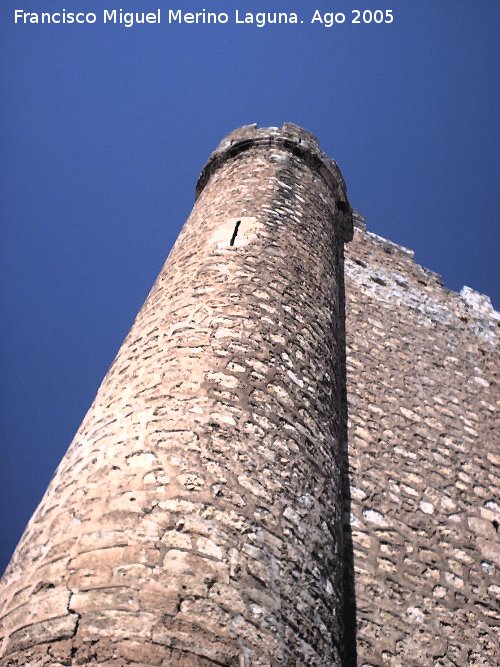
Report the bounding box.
[344,213,499,666]
[0,127,498,666]
[0,124,352,666]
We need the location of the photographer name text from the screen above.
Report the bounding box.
[13,7,396,29]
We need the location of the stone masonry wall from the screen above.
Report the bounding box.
[0,125,353,666]
[1,124,498,666]
[344,214,499,666]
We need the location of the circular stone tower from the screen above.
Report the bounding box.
[0,124,353,666]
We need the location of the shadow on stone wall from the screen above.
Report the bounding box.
[338,249,358,667]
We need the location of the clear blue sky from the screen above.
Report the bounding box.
[1,0,499,572]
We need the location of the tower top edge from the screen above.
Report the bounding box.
[195,123,353,242]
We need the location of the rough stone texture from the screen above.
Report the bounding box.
[1,125,499,666]
[344,213,499,666]
[0,124,353,666]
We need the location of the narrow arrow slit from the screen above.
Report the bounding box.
[230,220,241,246]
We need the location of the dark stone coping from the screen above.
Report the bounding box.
[196,123,353,242]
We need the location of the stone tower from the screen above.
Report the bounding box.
[0,124,354,666]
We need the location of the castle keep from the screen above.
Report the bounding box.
[0,124,498,666]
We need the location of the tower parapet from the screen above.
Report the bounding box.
[197,123,353,243]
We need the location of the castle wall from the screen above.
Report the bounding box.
[344,216,499,666]
[1,124,498,666]
[0,125,352,666]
